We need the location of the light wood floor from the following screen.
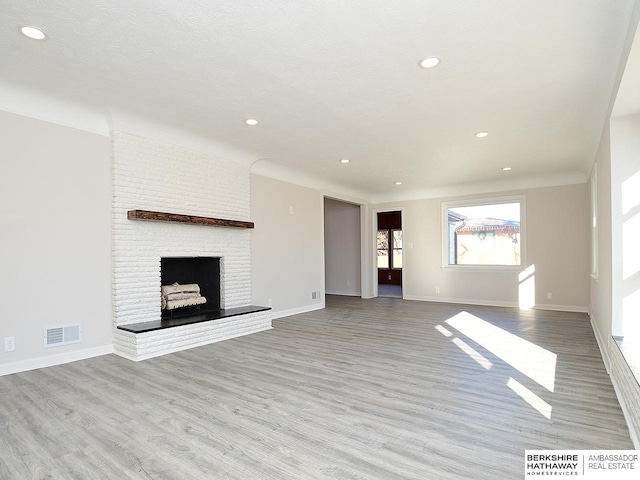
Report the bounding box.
[0,296,632,479]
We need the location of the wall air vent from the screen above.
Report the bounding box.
[44,324,81,348]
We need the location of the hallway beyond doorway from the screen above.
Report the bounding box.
[378,284,402,298]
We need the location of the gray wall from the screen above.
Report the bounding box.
[0,111,112,373]
[590,124,614,345]
[251,174,325,317]
[375,183,589,310]
[324,198,361,296]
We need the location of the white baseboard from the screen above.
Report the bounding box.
[588,312,611,372]
[403,294,517,308]
[325,290,361,297]
[534,304,588,313]
[403,295,588,313]
[272,303,324,319]
[0,344,114,376]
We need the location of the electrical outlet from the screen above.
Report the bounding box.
[268,299,272,307]
[546,292,552,300]
[435,287,440,294]
[4,336,15,352]
[388,275,391,280]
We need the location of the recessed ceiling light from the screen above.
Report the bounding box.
[340,159,350,164]
[502,167,512,171]
[475,131,489,138]
[419,57,440,69]
[20,26,47,40]
[395,181,403,185]
[245,118,259,126]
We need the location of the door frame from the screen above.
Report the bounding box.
[373,207,405,298]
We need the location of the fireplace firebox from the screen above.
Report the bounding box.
[160,257,220,318]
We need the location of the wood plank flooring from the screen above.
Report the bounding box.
[0,296,633,479]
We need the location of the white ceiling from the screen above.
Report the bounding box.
[1,1,638,201]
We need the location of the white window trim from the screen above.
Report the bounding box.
[590,163,599,280]
[441,195,526,272]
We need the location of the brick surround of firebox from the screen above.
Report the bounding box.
[111,132,271,361]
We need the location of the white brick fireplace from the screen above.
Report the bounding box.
[111,132,271,361]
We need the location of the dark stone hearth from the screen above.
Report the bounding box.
[117,305,271,334]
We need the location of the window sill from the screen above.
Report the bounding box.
[441,265,521,273]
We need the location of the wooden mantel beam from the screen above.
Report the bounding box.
[127,210,254,229]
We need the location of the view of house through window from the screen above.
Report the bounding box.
[445,201,521,266]
[377,230,389,268]
[392,229,403,268]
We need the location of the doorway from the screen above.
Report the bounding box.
[377,211,402,298]
[324,198,362,297]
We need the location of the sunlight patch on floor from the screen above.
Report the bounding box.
[507,377,552,419]
[452,337,493,370]
[445,311,557,392]
[435,324,453,337]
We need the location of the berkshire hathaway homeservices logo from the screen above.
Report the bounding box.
[525,450,639,478]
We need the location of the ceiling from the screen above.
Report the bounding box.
[1,1,638,202]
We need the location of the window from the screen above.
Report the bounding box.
[442,197,524,268]
[377,229,403,269]
[393,229,403,268]
[377,230,389,268]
